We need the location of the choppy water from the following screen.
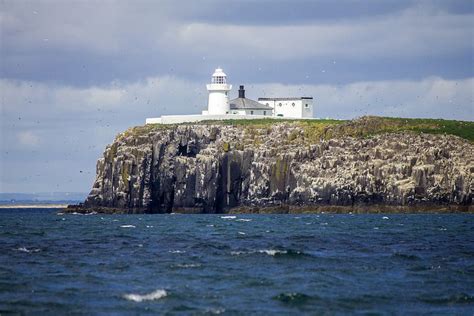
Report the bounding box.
[0,209,473,315]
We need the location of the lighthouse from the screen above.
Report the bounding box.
[206,68,232,115]
[145,67,315,124]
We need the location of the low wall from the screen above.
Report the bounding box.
[146,114,318,125]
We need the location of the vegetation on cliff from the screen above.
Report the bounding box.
[120,116,474,143]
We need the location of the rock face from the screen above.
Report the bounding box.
[80,120,473,213]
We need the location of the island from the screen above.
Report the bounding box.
[66,116,473,214]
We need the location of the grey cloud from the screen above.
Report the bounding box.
[1,1,472,86]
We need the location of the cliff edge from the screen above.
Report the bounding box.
[68,116,474,214]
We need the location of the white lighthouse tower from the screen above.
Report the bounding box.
[206,68,232,115]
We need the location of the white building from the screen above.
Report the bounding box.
[258,97,313,118]
[146,67,315,124]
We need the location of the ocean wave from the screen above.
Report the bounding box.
[238,232,246,235]
[230,249,305,257]
[173,263,201,268]
[220,216,236,219]
[169,250,186,254]
[205,307,226,314]
[16,247,40,253]
[120,225,136,228]
[123,289,167,302]
[259,249,289,256]
[236,218,251,222]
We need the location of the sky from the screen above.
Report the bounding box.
[1,0,473,193]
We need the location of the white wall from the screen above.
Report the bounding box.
[230,109,272,116]
[258,98,314,118]
[146,113,318,125]
[301,98,314,118]
[206,83,232,115]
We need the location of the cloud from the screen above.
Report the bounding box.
[17,131,40,147]
[1,1,472,86]
[175,9,473,61]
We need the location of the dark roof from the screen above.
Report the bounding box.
[229,97,273,110]
[258,97,313,101]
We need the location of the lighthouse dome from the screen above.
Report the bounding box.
[211,68,227,84]
[212,68,227,77]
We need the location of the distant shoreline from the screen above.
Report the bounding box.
[0,204,69,209]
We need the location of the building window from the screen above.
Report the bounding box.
[292,102,295,107]
[305,104,309,108]
[250,110,254,115]
[263,111,266,115]
[278,103,282,107]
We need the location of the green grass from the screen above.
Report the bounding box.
[382,117,474,141]
[197,118,345,127]
[120,116,474,142]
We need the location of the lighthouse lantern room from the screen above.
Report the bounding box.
[206,68,232,115]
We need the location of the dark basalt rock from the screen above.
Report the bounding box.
[69,121,473,214]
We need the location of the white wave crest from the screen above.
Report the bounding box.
[169,250,186,254]
[230,251,248,256]
[220,216,236,219]
[238,232,246,235]
[123,289,167,302]
[230,249,288,256]
[236,218,251,222]
[382,216,389,220]
[259,249,287,256]
[120,225,136,228]
[16,247,40,253]
[174,263,201,268]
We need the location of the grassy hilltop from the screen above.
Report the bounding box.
[124,116,474,143]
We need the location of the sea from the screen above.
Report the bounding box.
[0,208,473,315]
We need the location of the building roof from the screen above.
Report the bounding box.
[258,97,313,101]
[229,97,273,110]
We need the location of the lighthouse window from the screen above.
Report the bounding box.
[278,103,282,107]
[305,104,309,108]
[250,111,254,115]
[292,102,295,107]
[213,76,225,84]
[263,111,267,115]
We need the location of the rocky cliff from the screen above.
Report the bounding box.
[71,117,474,214]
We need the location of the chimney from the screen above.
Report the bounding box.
[238,85,245,98]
